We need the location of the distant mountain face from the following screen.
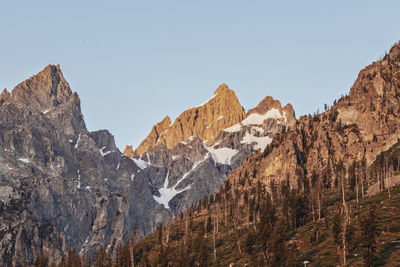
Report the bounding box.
[0,66,170,266]
[123,85,295,212]
[0,66,293,265]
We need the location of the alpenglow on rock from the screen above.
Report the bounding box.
[125,83,247,156]
[123,86,295,213]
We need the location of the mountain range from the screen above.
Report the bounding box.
[1,41,400,266]
[99,41,400,266]
[0,65,294,265]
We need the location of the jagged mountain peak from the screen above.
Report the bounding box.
[124,116,172,157]
[127,84,246,156]
[346,41,400,102]
[0,64,86,135]
[247,95,282,115]
[246,95,296,128]
[8,64,74,112]
[123,145,134,157]
[0,65,169,265]
[214,83,231,94]
[282,103,296,126]
[0,88,10,105]
[389,40,400,56]
[1,88,9,96]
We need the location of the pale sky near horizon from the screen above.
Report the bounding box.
[1,1,400,150]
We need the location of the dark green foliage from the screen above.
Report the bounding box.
[360,206,379,266]
[332,212,342,246]
[244,231,257,254]
[94,247,107,267]
[206,215,212,233]
[158,224,163,245]
[252,167,257,178]
[33,253,48,267]
[269,220,289,265]
[257,198,276,255]
[65,248,80,267]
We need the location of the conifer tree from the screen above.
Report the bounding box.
[360,206,379,266]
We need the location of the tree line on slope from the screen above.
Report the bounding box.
[30,136,400,267]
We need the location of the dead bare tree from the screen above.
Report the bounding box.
[129,237,134,267]
[213,217,217,262]
[184,212,189,245]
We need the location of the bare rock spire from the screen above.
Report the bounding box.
[126,83,246,156]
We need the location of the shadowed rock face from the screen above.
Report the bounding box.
[0,65,169,266]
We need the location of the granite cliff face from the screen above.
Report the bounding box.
[0,65,169,266]
[126,84,246,156]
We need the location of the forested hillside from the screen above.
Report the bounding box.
[33,144,400,266]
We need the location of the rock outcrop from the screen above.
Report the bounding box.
[127,83,246,156]
[258,41,400,193]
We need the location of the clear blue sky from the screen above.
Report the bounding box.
[1,1,399,150]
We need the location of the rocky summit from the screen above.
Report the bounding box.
[0,65,170,266]
[126,83,247,156]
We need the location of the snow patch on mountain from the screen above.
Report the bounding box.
[154,156,208,209]
[206,146,238,165]
[77,170,81,189]
[242,108,285,125]
[132,158,151,169]
[241,131,272,150]
[18,158,30,164]
[99,146,112,157]
[74,134,81,149]
[224,123,241,133]
[224,108,286,134]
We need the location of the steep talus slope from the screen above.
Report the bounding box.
[0,65,169,266]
